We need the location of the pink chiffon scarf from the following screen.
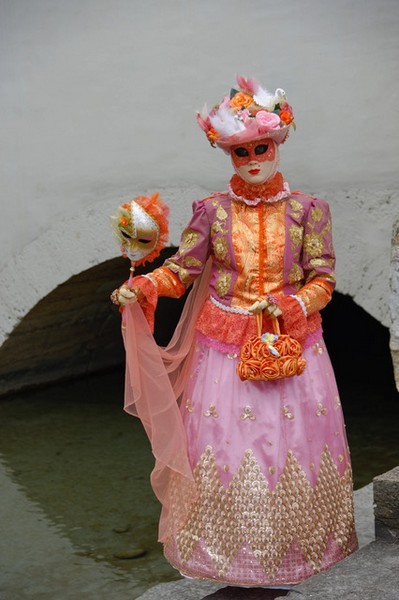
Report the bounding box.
[122,259,212,542]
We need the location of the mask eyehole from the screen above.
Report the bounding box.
[254,144,269,155]
[234,147,249,157]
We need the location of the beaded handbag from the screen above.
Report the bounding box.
[236,313,306,382]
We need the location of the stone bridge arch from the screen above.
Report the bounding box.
[0,188,397,398]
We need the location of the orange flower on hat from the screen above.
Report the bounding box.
[207,127,220,143]
[280,110,294,125]
[279,102,294,125]
[230,92,253,111]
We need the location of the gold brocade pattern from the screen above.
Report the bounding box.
[215,269,232,297]
[288,264,304,288]
[216,204,228,221]
[289,199,304,216]
[231,201,286,309]
[183,256,202,268]
[162,226,204,286]
[288,222,303,269]
[212,199,232,298]
[303,204,333,263]
[179,228,199,251]
[297,278,333,314]
[213,237,229,261]
[169,446,355,578]
[149,266,187,298]
[289,224,304,249]
[309,258,328,269]
[163,255,204,287]
[304,231,324,257]
[211,220,228,236]
[311,207,323,222]
[164,261,192,286]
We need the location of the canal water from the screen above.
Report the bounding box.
[0,356,398,597]
[0,371,180,597]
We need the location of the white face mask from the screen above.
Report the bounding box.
[230,139,280,184]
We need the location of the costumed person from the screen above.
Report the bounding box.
[111,75,358,588]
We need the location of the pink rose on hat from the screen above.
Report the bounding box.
[255,111,281,132]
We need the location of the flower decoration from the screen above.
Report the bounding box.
[255,111,281,130]
[261,332,280,357]
[230,92,253,110]
[279,103,295,127]
[207,127,220,143]
[197,75,296,149]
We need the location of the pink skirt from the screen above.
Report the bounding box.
[163,334,358,586]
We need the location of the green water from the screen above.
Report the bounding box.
[346,412,399,488]
[0,369,398,597]
[0,371,180,596]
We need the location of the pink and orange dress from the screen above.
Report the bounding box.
[131,172,358,586]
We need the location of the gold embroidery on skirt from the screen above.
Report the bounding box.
[168,445,356,578]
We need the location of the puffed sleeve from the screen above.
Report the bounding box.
[156,199,211,292]
[149,198,211,295]
[279,198,335,344]
[295,198,336,315]
[130,199,211,329]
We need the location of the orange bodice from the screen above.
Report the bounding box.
[231,200,286,310]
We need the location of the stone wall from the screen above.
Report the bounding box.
[390,219,399,392]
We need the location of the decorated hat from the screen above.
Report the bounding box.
[197,75,295,152]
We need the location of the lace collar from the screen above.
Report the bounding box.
[227,172,290,206]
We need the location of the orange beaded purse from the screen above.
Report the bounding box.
[237,312,306,382]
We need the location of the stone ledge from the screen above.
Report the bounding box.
[136,541,399,600]
[374,465,399,543]
[283,540,399,600]
[136,579,224,600]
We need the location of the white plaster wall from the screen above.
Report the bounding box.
[1,0,398,345]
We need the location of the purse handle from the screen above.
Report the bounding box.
[256,311,280,337]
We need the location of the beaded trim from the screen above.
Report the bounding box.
[211,293,308,318]
[290,294,308,317]
[210,295,252,315]
[227,181,291,207]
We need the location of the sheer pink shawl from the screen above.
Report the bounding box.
[122,259,211,542]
